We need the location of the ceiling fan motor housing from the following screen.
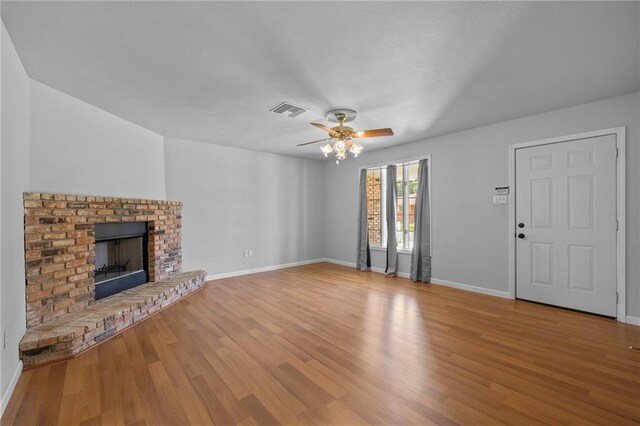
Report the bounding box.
[325,108,358,123]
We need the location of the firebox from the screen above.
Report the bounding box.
[94,222,149,300]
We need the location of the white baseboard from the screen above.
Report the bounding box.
[323,258,510,299]
[322,258,356,268]
[429,278,511,299]
[1,360,23,418]
[206,258,325,281]
[625,316,640,326]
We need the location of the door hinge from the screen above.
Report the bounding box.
[616,219,619,231]
[616,147,619,158]
[616,292,619,303]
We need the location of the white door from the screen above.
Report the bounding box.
[515,135,618,316]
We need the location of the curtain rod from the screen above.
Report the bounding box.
[358,155,430,171]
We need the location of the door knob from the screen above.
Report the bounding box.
[518,223,525,228]
[517,233,525,239]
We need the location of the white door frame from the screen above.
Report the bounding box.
[508,127,626,322]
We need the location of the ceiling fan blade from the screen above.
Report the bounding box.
[297,137,333,147]
[354,128,394,138]
[311,122,339,137]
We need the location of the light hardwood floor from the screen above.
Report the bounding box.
[3,262,640,425]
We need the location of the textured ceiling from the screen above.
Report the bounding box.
[2,1,639,159]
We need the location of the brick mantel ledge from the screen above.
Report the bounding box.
[20,270,207,368]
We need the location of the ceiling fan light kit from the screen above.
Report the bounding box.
[297,108,394,164]
[319,136,363,164]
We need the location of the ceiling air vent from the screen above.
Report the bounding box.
[270,102,309,118]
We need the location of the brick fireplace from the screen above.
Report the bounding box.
[23,192,183,328]
[20,192,206,367]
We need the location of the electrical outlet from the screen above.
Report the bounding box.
[248,249,253,257]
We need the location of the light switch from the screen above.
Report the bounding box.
[493,195,508,205]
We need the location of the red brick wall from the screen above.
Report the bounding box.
[366,174,382,246]
[23,192,182,328]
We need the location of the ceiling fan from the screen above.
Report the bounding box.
[297,109,394,163]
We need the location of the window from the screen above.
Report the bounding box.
[366,160,424,251]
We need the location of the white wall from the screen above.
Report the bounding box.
[1,21,29,405]
[1,29,168,410]
[164,137,325,277]
[29,80,166,200]
[324,92,640,317]
[0,16,3,400]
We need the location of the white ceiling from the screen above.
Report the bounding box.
[2,1,639,159]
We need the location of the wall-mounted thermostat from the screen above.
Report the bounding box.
[494,186,509,195]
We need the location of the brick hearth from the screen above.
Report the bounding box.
[20,270,207,367]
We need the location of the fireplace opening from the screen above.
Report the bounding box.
[94,222,149,300]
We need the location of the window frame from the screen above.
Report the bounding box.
[362,155,431,255]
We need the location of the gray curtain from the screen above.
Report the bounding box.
[356,169,371,271]
[385,165,398,276]
[410,159,431,282]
